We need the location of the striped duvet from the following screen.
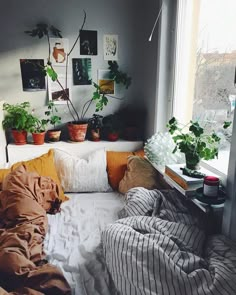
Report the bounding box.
[102,188,236,295]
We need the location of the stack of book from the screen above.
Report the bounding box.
[164,164,220,196]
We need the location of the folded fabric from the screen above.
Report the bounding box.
[0,149,67,202]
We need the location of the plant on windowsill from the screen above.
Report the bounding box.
[2,102,34,145]
[25,18,132,142]
[102,113,124,141]
[167,117,231,171]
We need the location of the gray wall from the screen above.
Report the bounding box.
[0,0,160,137]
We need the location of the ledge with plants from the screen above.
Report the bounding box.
[25,15,132,142]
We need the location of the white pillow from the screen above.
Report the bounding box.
[53,148,111,192]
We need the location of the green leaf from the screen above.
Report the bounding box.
[223,121,231,129]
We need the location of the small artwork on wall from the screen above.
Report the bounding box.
[103,34,118,60]
[49,38,69,66]
[48,73,72,104]
[72,58,92,85]
[98,69,115,95]
[80,30,97,55]
[20,59,46,91]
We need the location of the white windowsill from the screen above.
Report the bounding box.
[200,150,229,187]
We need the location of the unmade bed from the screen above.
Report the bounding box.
[44,192,124,295]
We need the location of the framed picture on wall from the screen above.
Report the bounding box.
[80,30,98,55]
[48,73,72,104]
[49,38,69,66]
[72,58,92,85]
[98,69,115,95]
[103,34,118,60]
[20,59,46,91]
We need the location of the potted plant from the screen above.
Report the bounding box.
[167,117,231,170]
[102,113,123,141]
[44,101,62,142]
[28,114,48,145]
[2,102,34,145]
[88,114,103,141]
[25,21,132,142]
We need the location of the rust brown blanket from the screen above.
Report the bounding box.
[0,165,71,295]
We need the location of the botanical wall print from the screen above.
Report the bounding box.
[80,30,98,55]
[98,69,115,95]
[103,34,118,60]
[48,73,72,104]
[20,59,46,91]
[49,38,69,66]
[72,58,92,85]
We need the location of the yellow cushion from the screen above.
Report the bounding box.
[0,149,67,202]
[106,149,145,190]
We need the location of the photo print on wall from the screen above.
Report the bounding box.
[80,30,98,55]
[49,38,69,66]
[20,59,46,91]
[98,69,115,95]
[103,34,118,60]
[48,73,72,104]
[72,58,92,85]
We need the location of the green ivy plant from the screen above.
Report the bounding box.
[167,117,231,169]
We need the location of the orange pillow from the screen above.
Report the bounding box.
[106,149,144,190]
[0,149,67,202]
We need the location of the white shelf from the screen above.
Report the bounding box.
[7,140,143,163]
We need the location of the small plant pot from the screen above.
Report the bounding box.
[107,132,119,142]
[11,130,27,145]
[185,152,200,170]
[67,122,88,142]
[47,129,61,142]
[32,132,46,145]
[90,129,101,141]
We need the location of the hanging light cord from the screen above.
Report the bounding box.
[148,0,164,41]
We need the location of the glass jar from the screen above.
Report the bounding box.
[203,176,220,198]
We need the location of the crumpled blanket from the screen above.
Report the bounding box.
[0,165,71,295]
[103,187,236,295]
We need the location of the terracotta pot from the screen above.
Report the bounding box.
[47,129,61,142]
[32,132,46,145]
[107,132,119,141]
[67,122,88,142]
[11,130,27,145]
[90,129,101,141]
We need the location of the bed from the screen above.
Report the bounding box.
[0,102,143,294]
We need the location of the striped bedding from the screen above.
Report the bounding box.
[102,188,236,295]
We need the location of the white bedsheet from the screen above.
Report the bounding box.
[44,192,124,295]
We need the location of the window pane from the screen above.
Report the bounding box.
[193,0,235,156]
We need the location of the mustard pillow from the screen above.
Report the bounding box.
[0,149,67,202]
[106,149,144,191]
[118,156,170,194]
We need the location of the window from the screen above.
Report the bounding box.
[172,0,236,177]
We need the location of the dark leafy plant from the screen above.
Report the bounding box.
[102,113,123,134]
[88,114,103,131]
[2,102,35,132]
[108,61,132,89]
[167,117,231,163]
